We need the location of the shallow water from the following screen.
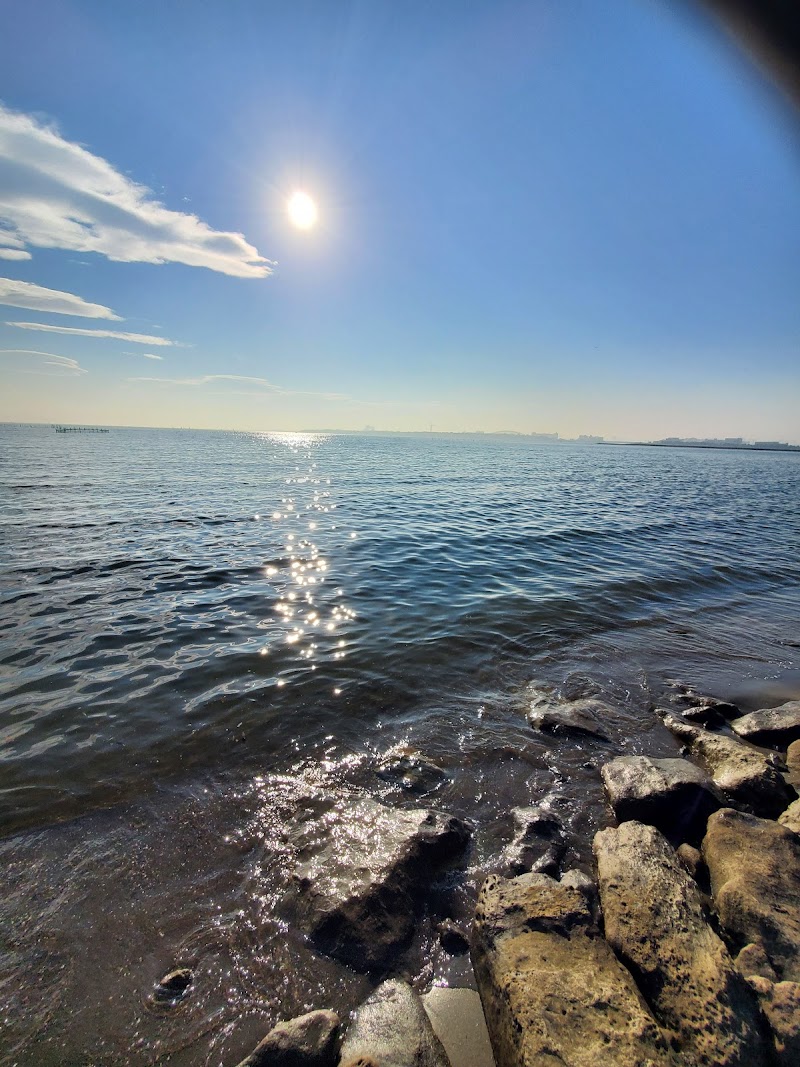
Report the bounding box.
[1,426,799,1064]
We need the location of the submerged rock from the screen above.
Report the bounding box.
[376,752,451,794]
[527,698,611,741]
[500,804,566,877]
[662,714,793,817]
[421,987,495,1067]
[702,807,800,982]
[600,755,723,842]
[153,967,192,1001]
[339,979,450,1067]
[470,871,675,1066]
[235,1010,340,1067]
[594,821,767,1066]
[288,790,471,971]
[730,700,800,748]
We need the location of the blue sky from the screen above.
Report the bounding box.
[0,0,798,439]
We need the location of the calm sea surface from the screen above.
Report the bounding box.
[2,425,799,1064]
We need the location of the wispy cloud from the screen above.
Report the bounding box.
[0,348,87,375]
[0,103,274,278]
[128,373,349,401]
[7,321,177,346]
[0,248,30,260]
[0,277,121,319]
[142,352,164,360]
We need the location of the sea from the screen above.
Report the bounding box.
[2,424,799,1065]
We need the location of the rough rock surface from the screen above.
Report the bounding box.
[779,798,800,835]
[745,977,800,1067]
[421,987,496,1067]
[601,755,723,842]
[702,808,800,981]
[470,871,675,1067]
[594,821,767,1066]
[730,701,800,748]
[339,979,450,1067]
[527,698,611,741]
[735,943,778,981]
[786,740,800,787]
[500,805,566,877]
[662,714,793,817]
[288,791,471,971]
[235,1010,340,1067]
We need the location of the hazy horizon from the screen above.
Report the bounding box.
[1,2,799,443]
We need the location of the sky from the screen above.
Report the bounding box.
[0,0,798,441]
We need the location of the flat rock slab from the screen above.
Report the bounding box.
[470,871,675,1067]
[422,987,496,1067]
[527,698,611,741]
[662,714,794,817]
[288,790,471,971]
[601,755,723,842]
[235,1010,340,1067]
[731,701,800,748]
[594,821,767,1067]
[702,808,800,982]
[339,979,451,1067]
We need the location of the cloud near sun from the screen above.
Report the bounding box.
[0,103,273,278]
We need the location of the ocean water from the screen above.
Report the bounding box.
[2,425,799,1064]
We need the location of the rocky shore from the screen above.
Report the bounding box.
[156,688,800,1066]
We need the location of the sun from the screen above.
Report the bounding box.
[287,191,318,230]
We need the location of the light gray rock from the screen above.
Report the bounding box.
[662,714,794,817]
[594,821,767,1067]
[778,797,800,834]
[527,698,611,741]
[745,977,800,1067]
[730,701,800,748]
[339,979,451,1067]
[235,1010,340,1067]
[422,987,496,1067]
[470,871,675,1067]
[601,755,723,842]
[702,807,800,982]
[288,791,471,971]
[500,805,565,878]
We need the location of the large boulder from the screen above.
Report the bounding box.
[745,977,800,1067]
[662,714,793,817]
[470,871,675,1067]
[600,755,723,842]
[730,701,800,748]
[779,798,800,835]
[339,979,451,1067]
[235,1010,340,1067]
[287,790,471,971]
[702,808,800,982]
[500,805,566,877]
[527,698,611,741]
[594,821,767,1066]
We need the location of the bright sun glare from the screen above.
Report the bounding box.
[287,191,318,230]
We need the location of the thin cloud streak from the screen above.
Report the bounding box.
[0,248,31,260]
[0,103,274,278]
[0,348,87,375]
[128,373,350,401]
[142,353,164,360]
[7,321,177,346]
[0,277,121,319]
